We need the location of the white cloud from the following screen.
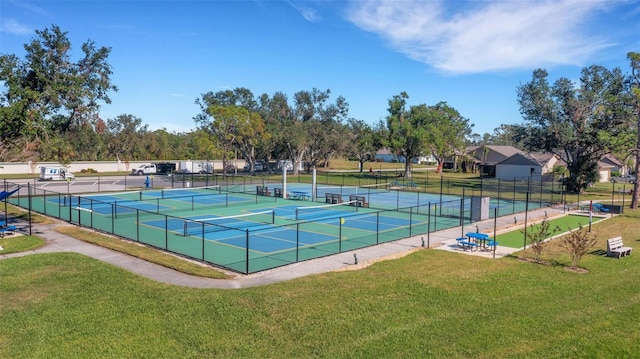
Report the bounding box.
[288,1,320,22]
[346,0,613,74]
[0,19,32,35]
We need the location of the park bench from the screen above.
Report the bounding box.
[348,194,369,208]
[325,193,342,204]
[256,186,271,196]
[606,236,632,258]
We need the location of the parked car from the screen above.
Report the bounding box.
[131,164,157,176]
[243,162,266,172]
[613,174,636,184]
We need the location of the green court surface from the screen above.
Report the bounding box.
[8,182,552,273]
[495,214,603,248]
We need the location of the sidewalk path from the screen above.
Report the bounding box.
[1,204,580,288]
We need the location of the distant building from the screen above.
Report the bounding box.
[444,145,524,177]
[598,154,627,182]
[374,148,436,164]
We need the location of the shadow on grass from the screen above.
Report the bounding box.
[589,249,608,256]
[506,254,574,269]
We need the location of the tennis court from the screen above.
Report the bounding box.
[7,178,552,274]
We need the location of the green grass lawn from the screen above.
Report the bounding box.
[495,214,603,248]
[0,235,44,254]
[1,209,640,358]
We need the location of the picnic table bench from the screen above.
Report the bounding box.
[606,236,632,258]
[456,233,497,252]
[456,237,478,251]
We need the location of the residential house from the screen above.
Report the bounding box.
[374,148,436,164]
[598,154,627,182]
[444,145,524,177]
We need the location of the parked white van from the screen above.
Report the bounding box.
[40,166,74,181]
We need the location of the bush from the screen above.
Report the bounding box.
[524,215,560,262]
[80,168,98,173]
[561,225,598,268]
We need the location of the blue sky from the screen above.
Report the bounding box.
[1,0,639,135]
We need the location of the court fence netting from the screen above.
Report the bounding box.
[3,176,562,274]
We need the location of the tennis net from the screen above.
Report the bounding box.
[183,210,275,236]
[295,200,359,221]
[315,183,389,197]
[160,185,221,199]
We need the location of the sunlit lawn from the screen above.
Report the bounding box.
[495,214,604,248]
[1,208,639,358]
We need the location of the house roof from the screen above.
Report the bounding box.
[528,152,554,163]
[497,153,543,166]
[466,145,524,164]
[600,154,623,167]
[375,148,393,156]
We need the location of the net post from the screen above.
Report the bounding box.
[271,210,275,224]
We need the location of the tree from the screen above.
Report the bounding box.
[523,215,560,262]
[425,102,473,173]
[0,25,117,161]
[106,114,148,166]
[561,226,598,268]
[257,89,347,175]
[294,89,349,173]
[386,93,472,177]
[258,91,294,172]
[195,88,267,174]
[516,66,631,193]
[346,119,377,172]
[386,93,428,178]
[197,105,255,177]
[627,52,640,209]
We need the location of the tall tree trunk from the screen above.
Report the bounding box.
[631,114,640,209]
[404,158,412,179]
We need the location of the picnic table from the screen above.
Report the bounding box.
[456,232,495,251]
[290,191,310,200]
[0,221,17,238]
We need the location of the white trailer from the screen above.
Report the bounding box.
[178,161,205,174]
[39,166,75,181]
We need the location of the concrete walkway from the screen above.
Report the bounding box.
[0,204,584,288]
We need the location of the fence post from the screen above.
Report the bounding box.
[296,223,300,262]
[245,229,250,274]
[376,212,380,244]
[427,202,431,246]
[28,182,33,235]
[339,218,343,253]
